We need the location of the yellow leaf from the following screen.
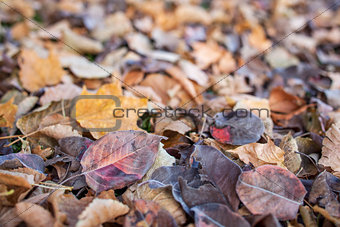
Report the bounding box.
[0,97,18,128]
[18,49,65,92]
[75,82,148,139]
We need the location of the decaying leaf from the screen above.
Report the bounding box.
[48,189,93,227]
[280,132,302,173]
[236,165,307,220]
[80,131,164,192]
[124,199,177,227]
[76,198,129,227]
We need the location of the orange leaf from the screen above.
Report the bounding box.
[75,82,148,139]
[18,49,65,92]
[0,97,18,128]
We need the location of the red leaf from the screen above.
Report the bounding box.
[80,130,165,192]
[236,165,307,220]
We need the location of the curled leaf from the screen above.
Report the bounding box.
[76,198,129,227]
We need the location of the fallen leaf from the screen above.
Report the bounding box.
[192,145,242,211]
[15,96,38,119]
[122,143,186,225]
[191,203,250,227]
[319,122,340,177]
[280,132,302,173]
[210,111,264,145]
[269,87,308,124]
[62,29,103,54]
[75,82,148,139]
[48,189,93,227]
[124,199,177,227]
[191,42,223,69]
[40,83,82,105]
[80,131,164,192]
[0,168,45,206]
[0,153,45,173]
[236,165,307,220]
[265,47,299,68]
[16,202,54,227]
[228,139,285,168]
[248,25,272,52]
[178,60,208,86]
[18,49,65,92]
[309,171,340,217]
[0,97,17,128]
[92,12,132,41]
[175,4,211,25]
[76,198,129,227]
[68,57,114,79]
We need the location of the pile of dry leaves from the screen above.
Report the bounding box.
[1,0,340,226]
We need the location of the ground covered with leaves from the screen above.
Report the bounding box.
[0,0,340,226]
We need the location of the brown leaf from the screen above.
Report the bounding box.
[319,122,340,177]
[76,198,129,227]
[18,49,65,92]
[236,165,307,220]
[228,139,285,168]
[0,97,17,128]
[124,199,177,227]
[280,133,302,173]
[48,190,93,227]
[0,168,45,206]
[269,87,308,124]
[309,171,340,218]
[16,202,54,227]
